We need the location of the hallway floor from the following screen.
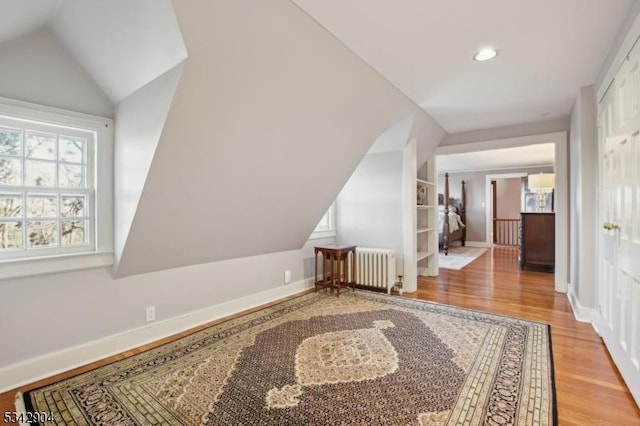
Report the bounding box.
[415,246,640,425]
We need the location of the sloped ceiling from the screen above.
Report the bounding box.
[115,0,420,277]
[293,0,634,133]
[49,0,187,103]
[0,0,58,45]
[0,30,113,117]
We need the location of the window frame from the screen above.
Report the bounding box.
[309,203,336,239]
[0,97,114,280]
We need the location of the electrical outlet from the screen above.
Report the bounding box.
[284,270,291,284]
[146,306,156,322]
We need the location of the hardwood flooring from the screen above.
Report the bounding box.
[1,246,638,424]
[415,246,640,425]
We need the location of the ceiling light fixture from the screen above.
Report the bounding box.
[474,48,498,62]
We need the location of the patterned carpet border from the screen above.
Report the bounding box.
[19,290,558,425]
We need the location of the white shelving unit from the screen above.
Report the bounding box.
[417,161,438,276]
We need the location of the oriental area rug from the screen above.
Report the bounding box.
[18,291,556,425]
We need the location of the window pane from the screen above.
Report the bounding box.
[61,220,85,245]
[26,132,56,160]
[27,195,57,218]
[0,128,21,156]
[0,158,22,186]
[28,220,58,247]
[25,160,56,187]
[61,196,85,218]
[0,221,23,249]
[315,212,329,231]
[59,163,83,188]
[59,137,85,163]
[0,195,22,218]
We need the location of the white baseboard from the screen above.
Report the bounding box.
[465,241,491,248]
[567,284,595,323]
[0,279,313,393]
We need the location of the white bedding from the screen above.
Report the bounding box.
[438,209,465,234]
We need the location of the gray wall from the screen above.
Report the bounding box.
[336,152,404,274]
[438,166,553,242]
[569,86,598,309]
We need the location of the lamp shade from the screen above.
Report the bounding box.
[528,173,555,190]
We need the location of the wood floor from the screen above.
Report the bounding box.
[1,246,639,424]
[415,246,640,425]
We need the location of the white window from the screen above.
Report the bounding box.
[310,203,336,239]
[0,98,113,278]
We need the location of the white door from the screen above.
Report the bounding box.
[596,42,640,406]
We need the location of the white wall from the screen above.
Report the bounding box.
[114,62,185,268]
[116,0,417,277]
[336,152,404,274]
[0,0,423,391]
[568,86,598,310]
[0,249,307,387]
[0,30,113,117]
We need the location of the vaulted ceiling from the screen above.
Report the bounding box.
[293,0,634,133]
[0,0,635,277]
[0,0,187,105]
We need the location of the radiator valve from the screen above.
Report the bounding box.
[393,275,404,295]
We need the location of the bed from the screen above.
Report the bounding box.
[439,173,467,255]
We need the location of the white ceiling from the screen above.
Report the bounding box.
[438,143,555,173]
[0,0,187,104]
[50,0,187,103]
[0,0,58,45]
[0,1,633,131]
[292,0,634,133]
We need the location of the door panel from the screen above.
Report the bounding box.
[597,41,640,407]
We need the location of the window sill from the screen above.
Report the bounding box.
[0,251,114,281]
[308,230,337,240]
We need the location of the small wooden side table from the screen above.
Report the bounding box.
[314,245,356,297]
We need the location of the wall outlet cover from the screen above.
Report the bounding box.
[284,270,292,284]
[146,306,156,322]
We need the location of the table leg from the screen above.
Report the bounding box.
[314,251,318,292]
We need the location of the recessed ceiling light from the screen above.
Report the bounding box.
[474,48,498,62]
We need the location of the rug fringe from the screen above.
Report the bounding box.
[14,392,29,426]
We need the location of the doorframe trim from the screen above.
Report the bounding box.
[596,8,640,102]
[484,172,528,247]
[436,131,569,293]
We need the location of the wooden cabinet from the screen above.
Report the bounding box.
[519,213,555,272]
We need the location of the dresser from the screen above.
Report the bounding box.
[519,212,555,272]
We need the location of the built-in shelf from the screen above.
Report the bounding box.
[417,227,434,234]
[415,159,438,277]
[417,251,434,262]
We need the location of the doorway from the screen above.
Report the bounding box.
[435,133,568,293]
